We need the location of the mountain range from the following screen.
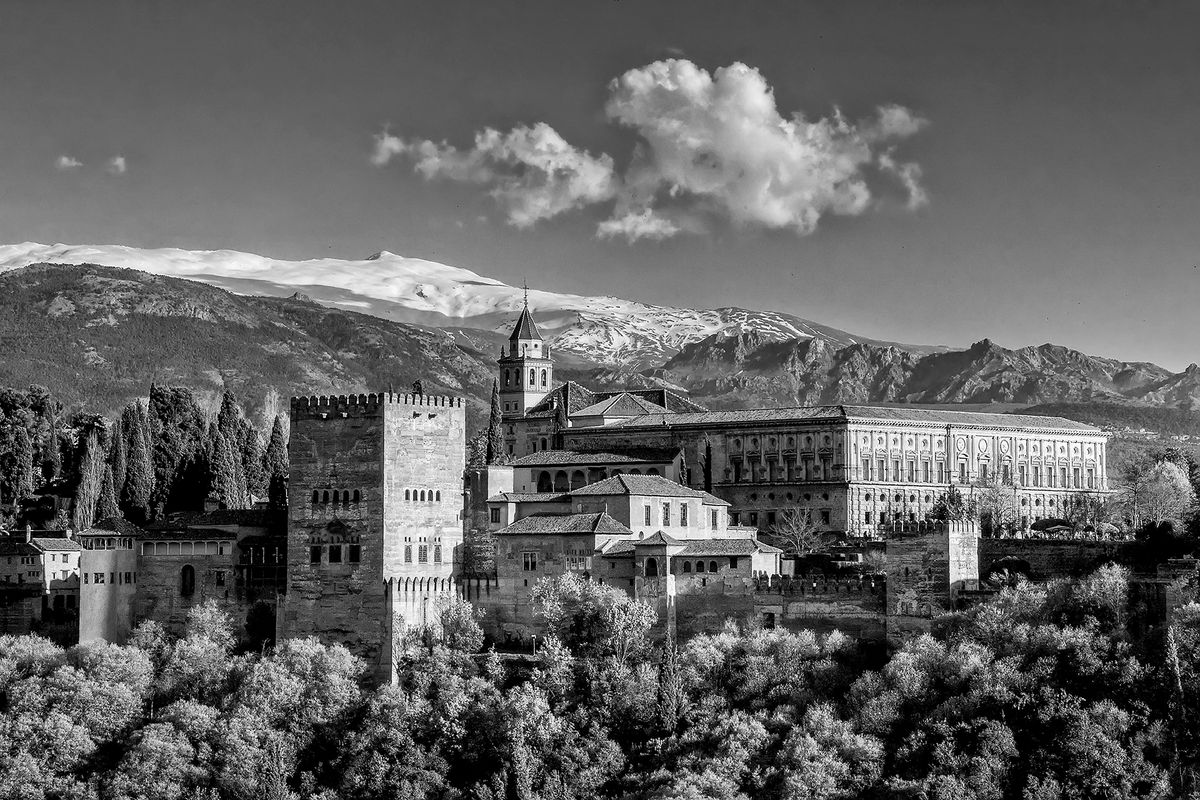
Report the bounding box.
[0,243,1195,433]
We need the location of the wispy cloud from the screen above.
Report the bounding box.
[375,59,929,241]
[106,155,127,175]
[55,155,83,171]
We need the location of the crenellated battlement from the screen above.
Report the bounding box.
[753,574,885,596]
[290,392,465,418]
[883,519,979,538]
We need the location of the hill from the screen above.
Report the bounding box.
[0,264,497,429]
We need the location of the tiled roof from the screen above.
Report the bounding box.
[679,538,783,556]
[0,538,38,556]
[568,474,729,504]
[508,304,542,341]
[487,492,570,503]
[510,448,680,467]
[601,540,636,556]
[81,517,147,537]
[601,404,1100,432]
[638,531,682,546]
[496,512,634,536]
[30,537,83,552]
[144,508,283,532]
[573,393,670,418]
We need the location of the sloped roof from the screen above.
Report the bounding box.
[0,538,38,556]
[573,393,670,418]
[600,404,1100,433]
[508,305,542,341]
[496,512,633,536]
[638,531,683,547]
[568,474,728,504]
[30,537,83,552]
[511,448,680,467]
[81,517,147,537]
[487,492,571,503]
[679,538,783,556]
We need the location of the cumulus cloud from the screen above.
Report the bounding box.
[377,59,928,240]
[106,155,127,175]
[55,155,83,170]
[373,123,616,228]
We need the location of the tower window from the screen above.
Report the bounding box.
[504,369,511,387]
[348,545,361,563]
[353,489,360,503]
[311,490,319,504]
[434,545,442,563]
[418,545,428,563]
[180,565,195,597]
[404,489,410,501]
[404,545,412,563]
[328,545,342,564]
[541,369,547,387]
[322,490,329,504]
[529,369,536,385]
[310,546,321,564]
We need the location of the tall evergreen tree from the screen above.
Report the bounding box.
[207,422,241,510]
[149,385,208,515]
[70,418,107,532]
[121,404,154,524]
[7,425,35,502]
[215,390,248,504]
[240,422,267,499]
[263,415,288,480]
[109,414,127,495]
[95,464,121,522]
[486,380,504,464]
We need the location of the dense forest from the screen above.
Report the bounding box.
[0,383,287,530]
[1,566,1199,799]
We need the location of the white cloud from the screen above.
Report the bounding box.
[106,155,127,175]
[374,122,616,228]
[55,155,83,171]
[598,59,927,241]
[378,59,928,241]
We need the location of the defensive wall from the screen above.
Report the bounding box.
[978,537,1140,581]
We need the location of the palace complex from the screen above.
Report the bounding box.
[5,300,1158,683]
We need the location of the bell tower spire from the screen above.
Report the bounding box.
[497,284,553,431]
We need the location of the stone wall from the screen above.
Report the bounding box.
[283,392,466,684]
[979,538,1139,581]
[134,545,245,636]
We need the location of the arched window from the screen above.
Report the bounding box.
[419,490,426,501]
[311,490,319,504]
[682,561,692,573]
[353,489,361,503]
[645,557,659,577]
[553,471,569,492]
[709,560,719,573]
[646,468,659,476]
[342,490,350,506]
[322,490,329,504]
[695,561,705,573]
[570,470,585,489]
[180,565,195,597]
[541,369,547,387]
[504,369,511,387]
[628,468,641,475]
[537,471,553,492]
[529,369,536,385]
[435,490,441,501]
[404,489,410,501]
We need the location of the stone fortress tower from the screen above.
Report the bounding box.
[497,290,553,420]
[279,391,466,683]
[884,518,980,642]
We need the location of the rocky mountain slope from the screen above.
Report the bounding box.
[652,330,1193,410]
[0,242,937,369]
[0,264,497,429]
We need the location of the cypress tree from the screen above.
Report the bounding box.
[240,421,267,499]
[208,422,241,509]
[263,415,288,480]
[71,419,107,532]
[149,385,208,514]
[109,414,127,495]
[486,379,504,464]
[121,406,154,524]
[12,425,34,500]
[216,391,248,504]
[96,464,121,522]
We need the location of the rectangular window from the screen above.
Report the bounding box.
[522,551,538,571]
[310,546,321,564]
[749,512,759,527]
[215,571,226,587]
[767,510,777,526]
[937,463,947,483]
[877,459,886,482]
[434,545,442,563]
[329,545,343,564]
[565,555,589,571]
[980,463,989,482]
[820,509,831,525]
[680,504,688,527]
[821,457,832,478]
[1033,466,1042,487]
[711,509,718,528]
[906,461,916,482]
[959,462,968,482]
[1019,465,1028,485]
[490,508,501,524]
[1073,468,1081,489]
[418,545,428,563]
[662,503,670,526]
[83,573,88,584]
[893,460,901,482]
[729,557,739,569]
[644,505,652,526]
[922,461,931,483]
[1060,467,1068,487]
[349,544,361,563]
[94,573,104,584]
[1002,464,1012,484]
[1086,468,1095,489]
[862,458,872,480]
[864,511,872,523]
[404,545,412,563]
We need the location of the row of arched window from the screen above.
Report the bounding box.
[404,489,442,502]
[312,489,361,506]
[503,368,548,388]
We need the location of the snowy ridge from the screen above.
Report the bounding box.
[0,242,932,368]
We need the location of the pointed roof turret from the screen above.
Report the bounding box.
[508,283,542,341]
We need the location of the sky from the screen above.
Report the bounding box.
[1,0,1198,370]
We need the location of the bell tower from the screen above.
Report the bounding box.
[498,286,552,419]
